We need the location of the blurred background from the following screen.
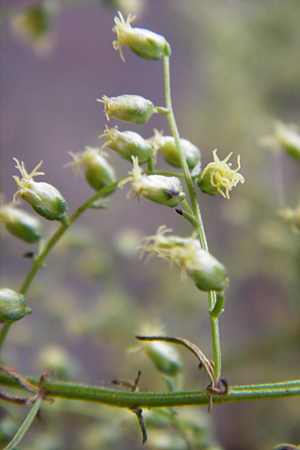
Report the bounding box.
[1,0,300,449]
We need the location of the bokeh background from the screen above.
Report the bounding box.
[1,0,300,449]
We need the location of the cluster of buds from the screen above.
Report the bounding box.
[140,226,228,292]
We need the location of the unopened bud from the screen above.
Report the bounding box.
[148,130,201,169]
[0,204,42,243]
[13,159,68,223]
[119,157,185,208]
[113,11,171,62]
[67,147,116,192]
[100,126,153,164]
[98,95,154,124]
[0,288,31,323]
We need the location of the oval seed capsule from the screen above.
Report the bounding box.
[99,95,154,124]
[142,339,182,376]
[101,127,153,165]
[113,11,171,62]
[0,204,42,243]
[0,288,31,323]
[67,147,116,192]
[149,130,201,169]
[13,159,68,223]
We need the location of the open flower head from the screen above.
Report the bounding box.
[112,11,171,62]
[66,147,116,192]
[278,201,300,233]
[139,226,228,292]
[118,157,185,208]
[13,158,68,223]
[198,150,245,199]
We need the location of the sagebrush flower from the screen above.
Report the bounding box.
[198,150,245,199]
[0,202,42,243]
[13,158,68,223]
[100,126,153,165]
[278,201,300,233]
[139,226,228,292]
[66,147,116,192]
[118,157,185,207]
[112,11,171,62]
[148,129,201,168]
[98,94,154,124]
[0,288,31,323]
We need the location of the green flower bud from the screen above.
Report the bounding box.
[119,157,185,208]
[187,248,229,292]
[67,147,116,192]
[100,126,153,164]
[0,288,31,323]
[198,150,245,199]
[274,121,300,160]
[113,11,171,62]
[0,204,42,243]
[143,339,182,376]
[13,159,68,223]
[98,95,154,124]
[148,130,201,169]
[140,226,228,292]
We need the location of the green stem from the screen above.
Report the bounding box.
[1,373,300,409]
[0,179,122,353]
[163,55,221,381]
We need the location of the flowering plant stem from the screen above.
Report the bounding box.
[163,55,222,381]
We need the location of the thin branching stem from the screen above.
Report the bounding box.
[163,55,221,381]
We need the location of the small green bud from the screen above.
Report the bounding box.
[148,130,201,169]
[140,226,228,292]
[143,339,182,376]
[0,204,42,243]
[10,0,59,55]
[67,147,116,192]
[119,157,185,208]
[100,126,153,164]
[113,11,171,62]
[198,150,245,199]
[0,288,31,323]
[273,121,300,160]
[12,159,68,223]
[98,95,154,124]
[187,249,229,292]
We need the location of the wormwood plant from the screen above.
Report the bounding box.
[1,10,300,450]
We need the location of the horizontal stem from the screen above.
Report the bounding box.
[1,373,300,409]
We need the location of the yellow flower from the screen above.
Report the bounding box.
[199,150,245,199]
